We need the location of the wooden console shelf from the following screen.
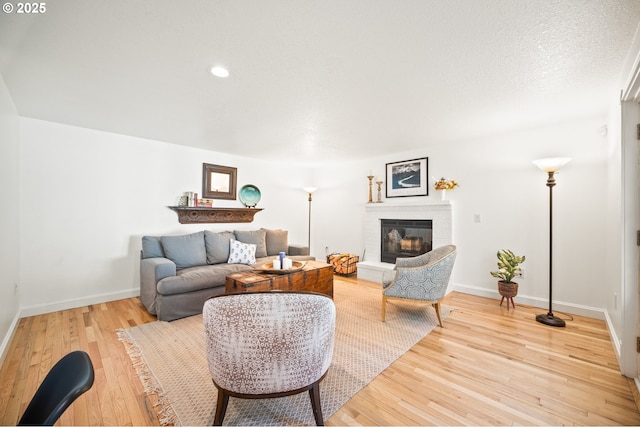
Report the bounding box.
[168,206,263,224]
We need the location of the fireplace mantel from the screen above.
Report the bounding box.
[364,200,451,212]
[357,201,453,282]
[365,200,451,207]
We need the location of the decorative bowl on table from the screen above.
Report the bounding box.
[254,261,306,274]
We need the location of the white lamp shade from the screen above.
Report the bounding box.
[303,186,318,194]
[532,157,572,172]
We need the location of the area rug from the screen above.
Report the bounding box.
[118,280,451,426]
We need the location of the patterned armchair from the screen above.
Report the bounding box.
[203,292,336,426]
[382,245,457,326]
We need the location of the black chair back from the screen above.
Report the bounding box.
[18,350,94,426]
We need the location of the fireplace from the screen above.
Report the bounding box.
[381,219,433,263]
[357,202,452,283]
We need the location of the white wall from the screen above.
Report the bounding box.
[18,118,312,314]
[13,113,612,324]
[304,159,372,260]
[311,115,610,316]
[450,117,608,314]
[0,74,20,363]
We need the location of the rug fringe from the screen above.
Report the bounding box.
[117,328,179,426]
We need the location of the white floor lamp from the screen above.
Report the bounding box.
[303,187,317,250]
[532,157,571,327]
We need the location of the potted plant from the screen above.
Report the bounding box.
[490,249,525,307]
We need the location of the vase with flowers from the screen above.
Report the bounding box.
[433,177,459,200]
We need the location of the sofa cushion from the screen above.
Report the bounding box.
[141,236,164,259]
[205,230,234,264]
[264,228,288,256]
[157,263,254,296]
[234,229,267,258]
[161,231,206,269]
[228,239,257,265]
[288,244,310,256]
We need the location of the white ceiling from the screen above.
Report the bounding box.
[1,0,639,165]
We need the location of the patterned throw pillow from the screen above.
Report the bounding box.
[227,239,257,265]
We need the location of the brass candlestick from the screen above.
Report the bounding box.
[376,181,383,203]
[367,175,374,203]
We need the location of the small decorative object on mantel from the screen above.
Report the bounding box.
[375,180,383,203]
[198,198,214,207]
[433,177,459,201]
[367,171,375,203]
[176,195,189,206]
[490,249,525,311]
[239,184,261,207]
[182,191,196,206]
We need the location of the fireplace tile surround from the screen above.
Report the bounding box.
[357,201,453,283]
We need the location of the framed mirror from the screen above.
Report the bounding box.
[202,163,237,200]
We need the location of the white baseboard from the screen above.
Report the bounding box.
[20,287,140,318]
[0,311,21,369]
[451,282,606,320]
[603,309,622,364]
[0,287,141,370]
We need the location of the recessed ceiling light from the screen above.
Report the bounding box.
[210,66,229,78]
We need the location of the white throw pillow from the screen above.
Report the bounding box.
[227,239,257,265]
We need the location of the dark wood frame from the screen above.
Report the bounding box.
[202,163,237,200]
[385,157,429,198]
[212,375,327,425]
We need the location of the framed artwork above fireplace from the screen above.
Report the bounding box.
[385,157,428,198]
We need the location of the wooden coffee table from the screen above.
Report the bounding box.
[225,260,334,298]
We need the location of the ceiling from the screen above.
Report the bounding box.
[1,0,639,165]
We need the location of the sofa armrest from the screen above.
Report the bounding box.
[140,257,176,315]
[288,244,310,256]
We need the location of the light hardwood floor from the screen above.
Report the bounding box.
[1,277,639,425]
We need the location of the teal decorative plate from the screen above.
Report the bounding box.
[239,184,261,207]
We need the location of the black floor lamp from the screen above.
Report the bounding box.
[532,157,571,327]
[303,187,317,250]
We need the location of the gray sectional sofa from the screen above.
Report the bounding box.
[140,228,314,321]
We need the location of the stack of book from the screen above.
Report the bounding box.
[197,198,214,207]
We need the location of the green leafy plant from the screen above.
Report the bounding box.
[490,249,525,283]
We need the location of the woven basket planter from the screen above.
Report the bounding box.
[498,281,518,298]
